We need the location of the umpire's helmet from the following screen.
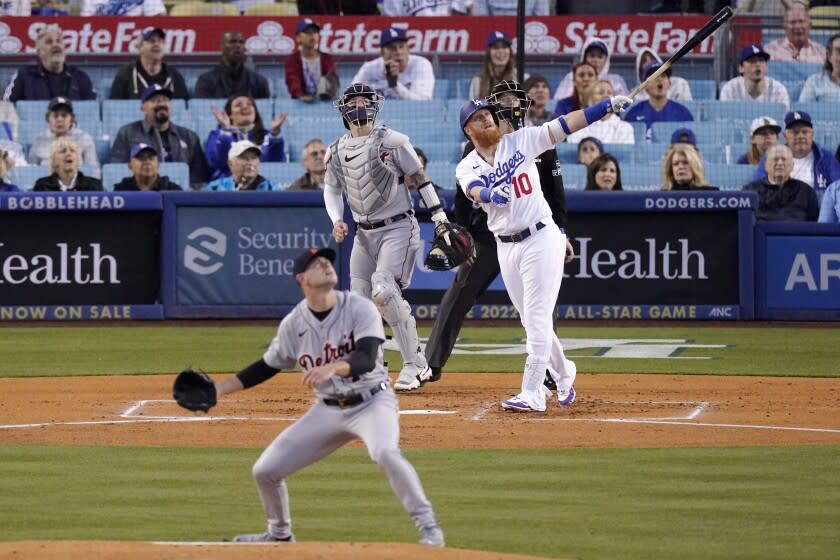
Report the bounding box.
[335,83,384,130]
[459,98,499,140]
[487,80,532,131]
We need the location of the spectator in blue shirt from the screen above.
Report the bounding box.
[205,93,288,180]
[205,140,277,191]
[818,179,840,223]
[31,0,68,15]
[623,62,694,141]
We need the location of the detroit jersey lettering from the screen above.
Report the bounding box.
[262,291,389,398]
[455,124,559,235]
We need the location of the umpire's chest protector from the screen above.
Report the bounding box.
[329,127,411,218]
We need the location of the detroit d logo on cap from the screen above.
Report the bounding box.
[184,227,227,275]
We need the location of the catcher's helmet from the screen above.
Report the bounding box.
[335,83,384,130]
[459,98,499,139]
[487,80,531,131]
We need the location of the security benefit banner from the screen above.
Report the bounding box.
[173,205,337,315]
[0,203,161,320]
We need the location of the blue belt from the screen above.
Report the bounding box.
[323,381,388,408]
[498,221,564,243]
[357,211,413,231]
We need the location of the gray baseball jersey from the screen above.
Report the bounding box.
[249,289,439,540]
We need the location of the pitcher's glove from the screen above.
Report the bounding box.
[173,368,217,413]
[425,221,476,271]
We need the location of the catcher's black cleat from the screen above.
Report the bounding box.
[543,369,557,391]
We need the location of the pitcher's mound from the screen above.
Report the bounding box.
[0,540,559,559]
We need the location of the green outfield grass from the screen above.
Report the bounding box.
[0,325,837,377]
[0,444,838,559]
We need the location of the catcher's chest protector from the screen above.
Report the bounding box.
[329,128,400,217]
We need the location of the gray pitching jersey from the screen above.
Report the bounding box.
[325,126,423,223]
[262,291,389,399]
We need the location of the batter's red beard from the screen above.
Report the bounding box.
[471,126,503,149]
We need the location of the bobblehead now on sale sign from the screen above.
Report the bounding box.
[0,15,734,56]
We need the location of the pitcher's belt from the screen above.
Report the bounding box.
[323,381,388,408]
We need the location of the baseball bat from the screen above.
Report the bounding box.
[628,6,734,99]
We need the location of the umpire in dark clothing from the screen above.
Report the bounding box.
[424,81,570,381]
[110,84,210,189]
[4,26,95,103]
[193,31,271,99]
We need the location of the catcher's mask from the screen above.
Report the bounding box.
[335,83,384,130]
[487,80,531,131]
[459,98,500,140]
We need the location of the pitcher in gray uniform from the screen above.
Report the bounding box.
[210,247,444,546]
[324,83,452,391]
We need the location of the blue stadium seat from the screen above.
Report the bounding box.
[688,79,716,100]
[705,164,759,190]
[556,143,580,164]
[445,98,469,120]
[102,98,189,136]
[651,121,737,144]
[629,121,647,144]
[10,165,50,191]
[101,162,125,191]
[15,99,101,134]
[274,98,336,119]
[259,162,302,189]
[159,162,189,190]
[782,81,803,103]
[600,143,634,163]
[767,61,821,82]
[793,102,840,124]
[703,101,787,123]
[95,138,111,162]
[282,117,347,160]
[632,143,665,165]
[425,161,457,190]
[621,164,661,190]
[378,99,447,123]
[433,79,451,99]
[560,163,587,190]
[414,138,462,164]
[677,100,703,120]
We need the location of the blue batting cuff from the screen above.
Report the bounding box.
[583,98,611,125]
[558,117,571,135]
[478,187,492,202]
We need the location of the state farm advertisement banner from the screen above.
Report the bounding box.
[0,16,728,56]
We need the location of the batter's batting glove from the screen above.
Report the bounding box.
[480,185,510,207]
[608,95,633,114]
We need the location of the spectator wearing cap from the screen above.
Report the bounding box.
[744,144,819,221]
[764,4,826,63]
[577,137,603,167]
[111,84,210,189]
[0,0,30,15]
[622,62,694,140]
[472,0,547,15]
[31,0,69,15]
[469,32,518,100]
[818,179,840,223]
[633,47,692,101]
[114,143,183,191]
[33,136,102,191]
[287,138,327,192]
[799,33,840,102]
[753,111,840,200]
[661,143,718,192]
[737,116,781,165]
[81,0,165,15]
[566,79,635,145]
[523,74,556,126]
[720,45,790,109]
[194,31,271,99]
[28,96,99,177]
[284,18,339,102]
[110,28,189,100]
[553,38,628,101]
[204,140,277,191]
[351,27,435,101]
[3,26,95,103]
[205,92,288,180]
[0,149,20,192]
[381,0,466,15]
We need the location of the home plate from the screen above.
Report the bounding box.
[400,410,457,415]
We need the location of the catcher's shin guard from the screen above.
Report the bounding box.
[371,271,421,363]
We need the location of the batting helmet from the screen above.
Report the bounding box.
[459,98,499,139]
[335,83,384,130]
[487,80,531,131]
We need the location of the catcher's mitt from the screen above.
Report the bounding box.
[425,221,476,271]
[173,368,217,413]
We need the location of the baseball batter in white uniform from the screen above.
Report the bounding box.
[456,94,630,412]
[210,247,444,546]
[324,83,452,392]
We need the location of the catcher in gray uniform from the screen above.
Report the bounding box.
[206,247,444,546]
[325,83,454,391]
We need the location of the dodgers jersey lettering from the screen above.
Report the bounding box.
[263,291,389,398]
[455,124,559,235]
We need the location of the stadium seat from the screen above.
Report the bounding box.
[703,101,787,123]
[632,143,665,165]
[243,1,298,15]
[556,143,580,164]
[782,81,803,103]
[687,79,716,100]
[102,98,188,136]
[415,139,462,164]
[282,117,347,160]
[651,121,737,145]
[629,121,647,144]
[15,99,101,134]
[767,61,821,82]
[101,162,124,191]
[424,161,457,190]
[259,162,302,189]
[10,165,49,191]
[600,143,634,163]
[274,99,335,119]
[169,1,240,15]
[621,165,661,190]
[159,162,190,190]
[560,163,587,190]
[793,102,840,124]
[705,164,759,191]
[378,99,447,123]
[433,79,451,99]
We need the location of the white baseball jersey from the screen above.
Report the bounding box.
[351,56,435,101]
[381,0,467,15]
[719,77,791,109]
[262,291,389,399]
[325,126,422,224]
[455,124,560,235]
